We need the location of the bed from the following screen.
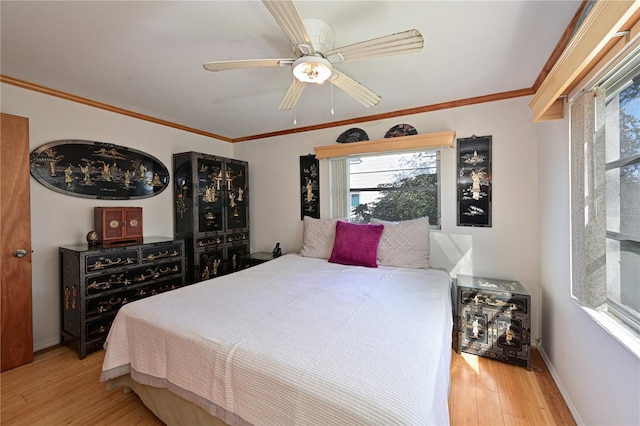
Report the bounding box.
[100,217,453,425]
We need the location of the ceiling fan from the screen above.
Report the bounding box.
[203,0,424,111]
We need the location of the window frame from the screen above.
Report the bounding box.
[570,46,640,358]
[330,149,442,229]
[601,58,640,334]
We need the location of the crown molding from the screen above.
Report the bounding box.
[0,75,232,142]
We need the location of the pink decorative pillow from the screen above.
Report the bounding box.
[328,221,384,268]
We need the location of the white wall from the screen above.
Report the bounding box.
[1,83,233,350]
[538,108,640,425]
[234,96,542,340]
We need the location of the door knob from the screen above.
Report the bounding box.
[14,249,27,258]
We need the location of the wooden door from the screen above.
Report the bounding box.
[1,113,33,371]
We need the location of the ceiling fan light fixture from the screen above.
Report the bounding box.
[292,57,333,84]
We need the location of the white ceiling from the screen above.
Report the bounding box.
[0,1,581,140]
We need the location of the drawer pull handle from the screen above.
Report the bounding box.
[71,286,77,310]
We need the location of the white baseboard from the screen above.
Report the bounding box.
[538,344,585,426]
[34,338,62,353]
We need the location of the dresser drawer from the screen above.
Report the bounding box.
[86,315,116,342]
[85,250,138,274]
[141,243,183,263]
[85,260,182,296]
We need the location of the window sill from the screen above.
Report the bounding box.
[580,302,640,361]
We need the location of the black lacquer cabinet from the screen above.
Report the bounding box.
[59,237,186,358]
[456,274,531,369]
[173,152,249,283]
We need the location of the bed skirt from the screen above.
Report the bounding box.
[107,374,230,426]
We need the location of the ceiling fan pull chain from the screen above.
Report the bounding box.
[293,76,297,125]
[330,83,335,115]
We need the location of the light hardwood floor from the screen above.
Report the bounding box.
[449,348,575,425]
[1,345,575,425]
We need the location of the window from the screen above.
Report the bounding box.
[603,57,640,332]
[331,150,440,227]
[571,49,640,337]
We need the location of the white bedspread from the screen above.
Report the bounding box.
[101,254,453,426]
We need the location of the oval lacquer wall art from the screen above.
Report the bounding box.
[30,140,170,200]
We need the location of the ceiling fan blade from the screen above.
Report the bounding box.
[203,59,294,72]
[262,0,315,55]
[330,70,381,108]
[279,79,307,110]
[323,29,423,63]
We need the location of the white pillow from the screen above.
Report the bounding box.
[299,216,338,259]
[370,216,431,269]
